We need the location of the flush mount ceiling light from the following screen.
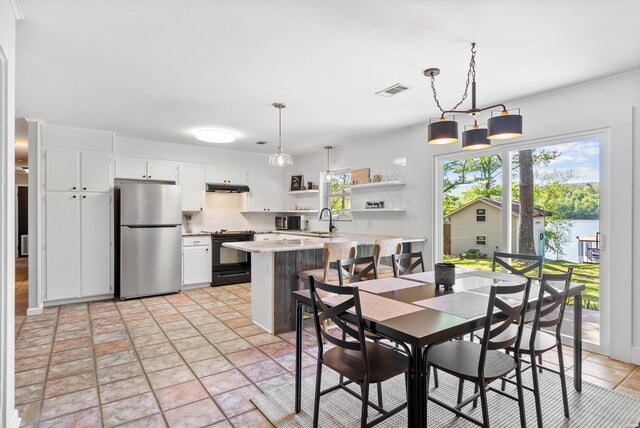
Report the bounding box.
[268,103,293,167]
[322,146,336,182]
[195,128,236,144]
[424,43,523,150]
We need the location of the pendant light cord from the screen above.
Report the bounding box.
[430,43,477,114]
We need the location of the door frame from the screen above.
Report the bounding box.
[433,128,611,357]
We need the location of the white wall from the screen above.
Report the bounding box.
[1,0,21,426]
[294,69,640,364]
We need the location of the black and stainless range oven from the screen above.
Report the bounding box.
[204,230,254,286]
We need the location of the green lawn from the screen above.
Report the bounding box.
[443,256,600,310]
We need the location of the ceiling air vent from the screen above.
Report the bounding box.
[375,83,409,98]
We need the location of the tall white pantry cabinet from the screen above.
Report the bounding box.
[44,149,113,301]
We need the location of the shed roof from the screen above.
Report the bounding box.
[444,197,552,218]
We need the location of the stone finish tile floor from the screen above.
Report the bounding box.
[14,280,640,427]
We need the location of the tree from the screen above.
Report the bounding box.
[544,220,573,259]
[518,149,536,255]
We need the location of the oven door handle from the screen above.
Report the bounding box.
[217,272,250,278]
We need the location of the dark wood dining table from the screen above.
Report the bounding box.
[292,269,585,427]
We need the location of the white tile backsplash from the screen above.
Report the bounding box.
[183,192,275,233]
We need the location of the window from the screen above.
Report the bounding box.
[476,235,487,245]
[325,170,351,220]
[476,208,486,222]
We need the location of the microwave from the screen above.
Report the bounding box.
[275,215,302,230]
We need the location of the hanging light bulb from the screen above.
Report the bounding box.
[268,103,293,167]
[322,146,336,182]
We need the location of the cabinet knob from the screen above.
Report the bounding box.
[83,195,87,199]
[83,187,87,190]
[143,175,146,178]
[148,176,152,178]
[72,186,77,190]
[72,195,77,199]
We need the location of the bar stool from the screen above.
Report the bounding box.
[353,238,402,278]
[297,241,358,286]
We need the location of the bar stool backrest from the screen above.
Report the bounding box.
[374,238,403,269]
[321,241,357,282]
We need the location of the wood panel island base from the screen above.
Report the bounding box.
[222,234,426,334]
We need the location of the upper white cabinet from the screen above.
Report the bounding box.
[114,158,146,180]
[147,161,178,181]
[46,150,111,192]
[179,164,206,212]
[115,158,177,182]
[244,170,284,212]
[206,165,247,185]
[46,150,79,191]
[81,153,111,192]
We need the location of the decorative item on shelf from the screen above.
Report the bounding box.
[322,146,336,183]
[307,181,313,190]
[351,168,370,185]
[373,175,382,182]
[424,43,523,150]
[268,103,294,166]
[290,174,304,191]
[365,201,385,209]
[184,213,194,233]
[312,184,318,190]
[434,262,456,289]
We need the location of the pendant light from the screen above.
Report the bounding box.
[268,102,293,167]
[424,43,523,149]
[322,146,336,182]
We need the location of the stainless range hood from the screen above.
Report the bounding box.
[206,183,250,193]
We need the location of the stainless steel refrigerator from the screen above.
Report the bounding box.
[114,182,182,299]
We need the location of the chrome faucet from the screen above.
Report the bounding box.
[319,208,336,233]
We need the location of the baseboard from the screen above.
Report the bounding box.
[252,319,273,334]
[632,346,640,365]
[43,294,114,306]
[181,283,212,290]
[8,408,21,428]
[26,305,43,316]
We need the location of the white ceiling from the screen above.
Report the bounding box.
[15,0,640,155]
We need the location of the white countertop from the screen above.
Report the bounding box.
[222,233,426,253]
[182,232,212,236]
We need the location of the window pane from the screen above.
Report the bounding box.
[326,171,352,219]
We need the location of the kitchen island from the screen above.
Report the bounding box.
[223,233,426,334]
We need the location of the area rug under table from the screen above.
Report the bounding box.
[252,368,640,427]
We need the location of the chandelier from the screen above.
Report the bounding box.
[424,43,523,150]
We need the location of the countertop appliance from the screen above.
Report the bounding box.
[114,182,182,299]
[202,230,255,286]
[275,215,302,231]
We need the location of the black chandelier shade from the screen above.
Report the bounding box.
[487,112,523,140]
[427,119,458,145]
[462,127,491,150]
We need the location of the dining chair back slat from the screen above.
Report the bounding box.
[492,251,543,278]
[337,256,378,285]
[391,251,425,277]
[531,269,573,335]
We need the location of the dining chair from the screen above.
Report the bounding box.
[391,251,425,277]
[308,276,410,428]
[500,268,574,427]
[338,256,378,285]
[298,241,358,285]
[493,251,543,278]
[354,238,403,278]
[425,277,532,427]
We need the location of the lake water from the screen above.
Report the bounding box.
[548,219,600,262]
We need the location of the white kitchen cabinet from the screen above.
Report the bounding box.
[46,150,80,191]
[147,161,177,181]
[115,158,147,180]
[206,165,247,185]
[45,191,112,302]
[179,164,205,212]
[45,192,81,300]
[80,193,112,296]
[244,170,284,212]
[182,237,211,286]
[115,158,177,182]
[81,152,111,191]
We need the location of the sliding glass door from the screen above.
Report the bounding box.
[436,134,604,351]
